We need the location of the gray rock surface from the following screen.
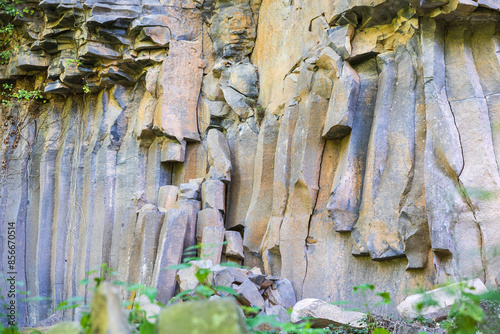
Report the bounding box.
[2,0,500,327]
[291,298,366,329]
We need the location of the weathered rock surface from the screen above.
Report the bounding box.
[224,231,245,260]
[3,0,500,327]
[291,298,366,329]
[397,279,488,321]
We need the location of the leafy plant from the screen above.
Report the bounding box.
[65,59,81,67]
[351,284,392,333]
[0,0,35,65]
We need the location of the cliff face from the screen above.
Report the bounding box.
[1,0,500,326]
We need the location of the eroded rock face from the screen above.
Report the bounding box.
[2,0,500,326]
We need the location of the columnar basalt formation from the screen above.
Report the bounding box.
[1,0,500,326]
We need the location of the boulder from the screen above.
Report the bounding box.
[291,298,366,329]
[236,279,266,308]
[176,260,213,291]
[157,299,248,334]
[248,274,270,289]
[275,279,297,309]
[397,279,488,321]
[135,294,161,323]
[213,267,248,287]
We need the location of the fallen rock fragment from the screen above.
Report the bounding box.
[213,267,248,288]
[291,298,366,329]
[135,294,161,323]
[275,279,297,309]
[176,259,213,292]
[236,278,266,308]
[397,278,488,321]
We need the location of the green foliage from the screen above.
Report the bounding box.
[244,97,265,124]
[0,0,35,65]
[79,311,91,334]
[2,255,500,334]
[85,263,118,288]
[1,83,45,107]
[65,59,81,67]
[352,284,391,332]
[414,282,500,334]
[0,50,10,64]
[55,296,84,312]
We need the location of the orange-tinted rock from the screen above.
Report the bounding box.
[154,39,204,142]
[201,226,225,265]
[153,209,189,303]
[243,113,280,254]
[196,208,224,243]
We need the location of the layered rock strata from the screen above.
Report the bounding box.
[1,0,500,327]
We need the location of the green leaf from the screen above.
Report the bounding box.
[126,283,144,291]
[142,287,157,303]
[170,289,193,303]
[164,263,191,271]
[139,321,156,334]
[353,284,374,293]
[372,328,391,334]
[214,285,239,296]
[20,296,51,302]
[184,244,202,251]
[194,284,215,298]
[55,301,81,311]
[194,268,211,284]
[375,291,392,305]
[219,262,250,269]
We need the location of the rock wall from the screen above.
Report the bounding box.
[1,0,500,326]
